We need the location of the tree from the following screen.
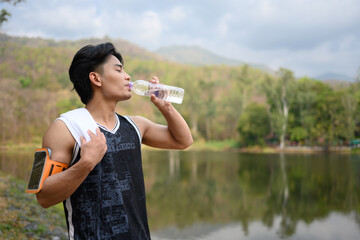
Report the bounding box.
[0,0,25,27]
[288,77,319,145]
[237,102,270,146]
[263,68,296,149]
[311,84,345,148]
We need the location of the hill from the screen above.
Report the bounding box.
[314,72,355,82]
[156,45,270,71]
[156,45,244,66]
[0,34,359,148]
[0,33,162,61]
[0,34,269,143]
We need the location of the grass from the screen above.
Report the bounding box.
[0,171,67,240]
[189,139,240,151]
[1,137,42,152]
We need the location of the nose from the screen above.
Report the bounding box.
[125,72,131,81]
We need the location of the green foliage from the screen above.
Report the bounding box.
[289,127,308,143]
[18,76,32,88]
[262,68,296,148]
[0,9,11,26]
[56,96,84,114]
[0,0,26,27]
[237,103,270,146]
[0,35,359,148]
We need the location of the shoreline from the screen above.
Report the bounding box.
[238,146,353,154]
[1,141,356,154]
[186,141,354,154]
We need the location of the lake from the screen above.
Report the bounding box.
[1,149,360,239]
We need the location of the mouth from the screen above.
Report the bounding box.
[125,84,132,91]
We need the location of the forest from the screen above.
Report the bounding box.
[1,34,360,149]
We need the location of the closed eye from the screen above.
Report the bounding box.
[114,63,123,72]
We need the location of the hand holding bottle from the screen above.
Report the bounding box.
[149,76,169,101]
[129,76,184,104]
[148,76,169,107]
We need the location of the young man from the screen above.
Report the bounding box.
[36,42,193,239]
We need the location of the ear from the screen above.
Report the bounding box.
[89,72,102,87]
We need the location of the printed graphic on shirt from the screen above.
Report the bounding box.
[99,171,132,235]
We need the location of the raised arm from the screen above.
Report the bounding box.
[36,120,107,208]
[131,77,193,150]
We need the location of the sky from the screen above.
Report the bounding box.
[1,0,359,78]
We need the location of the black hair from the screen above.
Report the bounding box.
[68,42,124,104]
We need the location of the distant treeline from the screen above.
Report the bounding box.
[0,36,360,148]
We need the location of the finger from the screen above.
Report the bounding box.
[80,136,87,145]
[99,131,106,141]
[150,76,159,84]
[88,129,98,139]
[93,128,106,141]
[95,128,102,136]
[150,94,164,108]
[150,94,158,102]
[150,94,159,105]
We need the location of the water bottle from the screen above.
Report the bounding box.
[129,80,184,104]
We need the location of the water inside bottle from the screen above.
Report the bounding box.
[145,88,184,104]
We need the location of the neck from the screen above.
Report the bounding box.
[85,100,117,130]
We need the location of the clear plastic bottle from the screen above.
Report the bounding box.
[129,80,184,104]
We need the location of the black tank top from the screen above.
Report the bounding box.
[63,114,151,240]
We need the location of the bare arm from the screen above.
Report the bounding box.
[36,120,107,208]
[131,77,193,150]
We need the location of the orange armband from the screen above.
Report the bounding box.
[26,148,68,193]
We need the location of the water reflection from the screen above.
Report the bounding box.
[0,150,34,181]
[142,151,360,239]
[1,149,360,239]
[151,212,360,240]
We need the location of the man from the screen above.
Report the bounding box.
[36,42,193,239]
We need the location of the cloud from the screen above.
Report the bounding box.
[137,11,163,48]
[217,13,233,37]
[1,0,359,77]
[235,0,360,51]
[5,1,100,39]
[165,6,188,23]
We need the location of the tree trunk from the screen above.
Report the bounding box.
[205,118,212,140]
[279,86,289,149]
[191,117,198,139]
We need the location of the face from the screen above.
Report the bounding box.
[96,55,132,102]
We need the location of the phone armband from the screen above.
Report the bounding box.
[26,148,68,193]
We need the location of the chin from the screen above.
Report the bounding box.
[118,94,132,102]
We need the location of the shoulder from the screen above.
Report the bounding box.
[126,116,154,135]
[42,119,75,164]
[127,116,153,127]
[43,119,72,139]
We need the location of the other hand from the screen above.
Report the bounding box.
[80,128,107,170]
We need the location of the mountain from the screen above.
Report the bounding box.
[1,34,270,71]
[0,33,162,61]
[156,45,270,71]
[156,45,243,66]
[314,72,355,82]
